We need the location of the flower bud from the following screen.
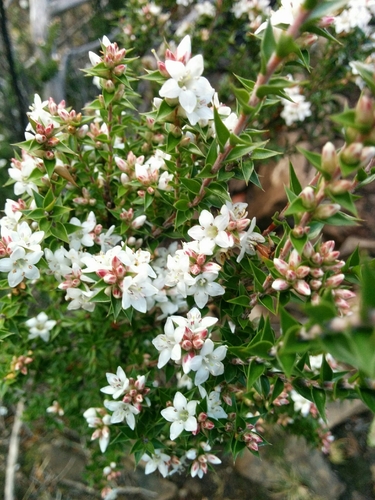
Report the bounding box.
[35,134,47,144]
[104,80,115,93]
[360,146,375,167]
[325,273,345,287]
[293,280,311,296]
[131,215,147,229]
[341,143,363,165]
[327,179,353,195]
[300,186,316,209]
[303,241,314,258]
[273,258,289,276]
[113,64,126,76]
[321,142,337,176]
[272,278,289,291]
[355,94,374,128]
[292,226,305,238]
[289,249,301,269]
[314,203,340,220]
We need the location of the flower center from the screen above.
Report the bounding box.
[179,409,189,421]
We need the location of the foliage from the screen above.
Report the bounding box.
[1,0,375,495]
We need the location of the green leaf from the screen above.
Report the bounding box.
[349,62,375,94]
[174,199,190,211]
[213,107,230,151]
[260,20,276,74]
[361,262,375,321]
[180,178,201,195]
[311,387,326,421]
[247,361,265,391]
[227,296,250,307]
[277,352,296,377]
[318,211,358,226]
[231,86,253,114]
[43,189,56,211]
[258,295,276,314]
[320,355,333,382]
[357,388,375,413]
[271,376,285,403]
[284,196,309,216]
[44,159,56,178]
[32,190,45,209]
[297,146,322,170]
[234,74,255,92]
[289,161,302,195]
[329,191,358,216]
[156,100,175,121]
[50,222,70,244]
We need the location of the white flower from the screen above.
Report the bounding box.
[141,450,171,478]
[26,312,56,342]
[171,307,218,334]
[280,77,312,126]
[0,246,43,287]
[65,286,96,311]
[290,390,312,416]
[121,273,158,313]
[207,390,228,420]
[8,154,39,196]
[104,400,140,428]
[83,407,112,453]
[46,400,64,416]
[100,366,129,399]
[237,217,265,262]
[44,247,72,281]
[188,208,232,252]
[152,317,183,368]
[186,272,225,308]
[189,339,227,385]
[195,1,216,18]
[161,391,198,440]
[7,221,44,253]
[186,442,221,478]
[68,212,96,250]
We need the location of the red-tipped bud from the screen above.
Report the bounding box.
[35,134,47,144]
[355,94,374,128]
[285,269,297,281]
[274,258,289,276]
[314,203,340,219]
[289,249,301,269]
[321,142,337,176]
[300,186,316,209]
[303,241,314,258]
[272,278,289,291]
[310,279,322,290]
[292,226,306,238]
[293,280,311,296]
[326,273,345,287]
[341,143,363,165]
[310,267,324,278]
[360,146,375,167]
[327,179,354,195]
[296,266,310,278]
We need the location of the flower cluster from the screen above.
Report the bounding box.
[280,76,312,126]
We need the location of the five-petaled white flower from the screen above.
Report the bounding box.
[161,391,198,441]
[207,390,228,420]
[100,366,129,399]
[26,312,56,342]
[141,450,171,478]
[189,339,227,385]
[187,272,225,309]
[152,317,183,368]
[104,400,140,429]
[0,246,43,287]
[188,208,232,253]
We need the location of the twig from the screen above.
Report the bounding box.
[5,399,25,500]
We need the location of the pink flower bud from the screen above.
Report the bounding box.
[327,179,354,195]
[310,267,324,278]
[300,186,316,209]
[272,278,289,291]
[321,142,337,176]
[58,108,70,121]
[181,340,193,351]
[44,123,55,136]
[314,203,340,220]
[104,80,115,93]
[113,64,126,76]
[285,269,297,281]
[293,280,311,296]
[112,286,122,299]
[334,288,355,300]
[325,273,345,287]
[131,215,147,229]
[157,61,170,77]
[44,150,55,160]
[203,420,215,430]
[147,187,154,195]
[103,273,117,284]
[355,94,374,128]
[303,241,314,258]
[35,134,47,144]
[190,264,201,275]
[192,338,204,350]
[296,266,310,278]
[292,226,305,238]
[360,146,375,167]
[341,143,363,165]
[274,258,289,276]
[310,279,322,290]
[289,249,301,269]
